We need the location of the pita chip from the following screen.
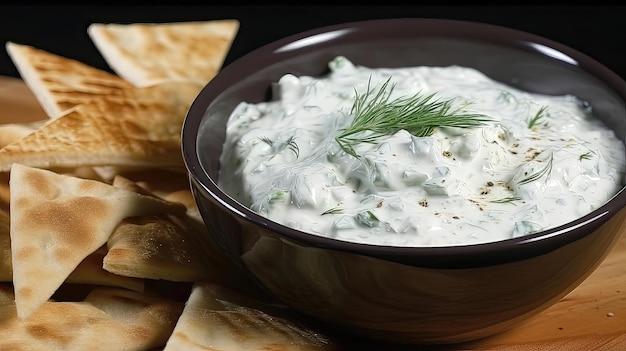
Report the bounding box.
[5,42,134,119]
[64,247,144,292]
[0,287,184,351]
[87,20,239,87]
[163,282,341,351]
[0,120,44,148]
[3,207,144,292]
[0,80,202,172]
[9,163,186,319]
[103,214,212,282]
[105,175,250,289]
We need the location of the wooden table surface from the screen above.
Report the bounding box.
[1,75,624,350]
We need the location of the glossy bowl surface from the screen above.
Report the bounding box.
[182,18,626,344]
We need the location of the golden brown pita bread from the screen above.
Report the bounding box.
[64,247,144,292]
[103,214,212,282]
[0,81,202,172]
[5,42,134,119]
[2,209,143,291]
[106,175,252,289]
[0,287,184,351]
[0,120,44,148]
[163,282,341,351]
[9,163,186,319]
[87,20,239,87]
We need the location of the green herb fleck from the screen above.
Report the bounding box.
[528,105,549,129]
[579,151,594,161]
[517,153,554,185]
[258,136,273,146]
[258,135,300,159]
[356,210,380,227]
[269,190,285,203]
[498,90,517,104]
[490,195,522,204]
[286,136,300,158]
[335,77,492,158]
[321,207,344,215]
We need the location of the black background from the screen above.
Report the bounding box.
[0,5,624,82]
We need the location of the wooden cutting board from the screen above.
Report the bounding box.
[1,75,624,350]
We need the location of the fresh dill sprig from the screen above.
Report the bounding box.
[517,153,554,185]
[335,77,492,158]
[528,105,549,129]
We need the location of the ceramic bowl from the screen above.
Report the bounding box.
[181,18,626,344]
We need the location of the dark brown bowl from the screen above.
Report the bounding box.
[182,18,626,344]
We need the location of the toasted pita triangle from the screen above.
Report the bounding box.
[0,287,184,351]
[9,163,186,319]
[0,81,202,172]
[104,215,211,282]
[163,282,340,351]
[87,20,239,87]
[5,42,134,119]
[104,176,247,286]
[0,120,44,148]
[65,247,145,292]
[2,207,143,292]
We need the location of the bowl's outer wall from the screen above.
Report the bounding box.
[182,18,626,344]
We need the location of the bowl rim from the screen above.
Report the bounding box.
[182,17,626,267]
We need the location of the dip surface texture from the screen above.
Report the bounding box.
[219,57,626,247]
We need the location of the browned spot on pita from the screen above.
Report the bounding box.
[16,287,33,300]
[20,167,57,199]
[26,198,108,248]
[26,323,73,344]
[15,246,38,261]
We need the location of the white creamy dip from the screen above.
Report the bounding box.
[219,56,625,247]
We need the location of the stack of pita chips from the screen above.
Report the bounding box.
[0,42,202,171]
[0,20,343,351]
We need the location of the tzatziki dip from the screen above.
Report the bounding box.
[219,56,625,247]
